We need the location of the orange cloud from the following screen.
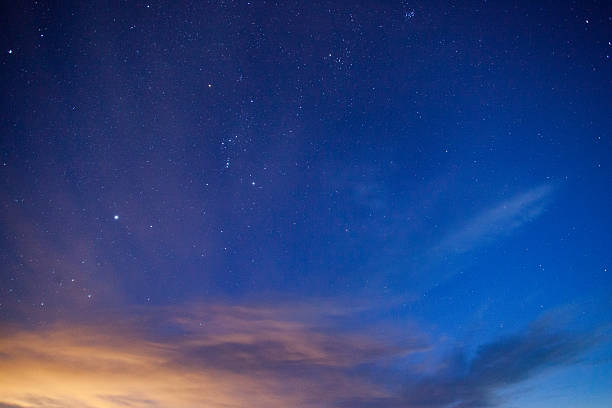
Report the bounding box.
[0,304,415,408]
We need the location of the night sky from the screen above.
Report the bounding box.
[1,1,612,407]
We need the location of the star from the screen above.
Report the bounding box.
[113,215,119,220]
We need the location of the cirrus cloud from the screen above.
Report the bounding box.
[435,185,554,255]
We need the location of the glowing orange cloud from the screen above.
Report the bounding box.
[0,304,415,408]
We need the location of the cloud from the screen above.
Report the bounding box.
[404,325,596,408]
[342,323,597,408]
[0,303,419,408]
[0,303,597,408]
[435,185,554,255]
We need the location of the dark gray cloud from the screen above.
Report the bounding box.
[402,327,594,408]
[343,324,596,408]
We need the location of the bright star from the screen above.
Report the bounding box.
[114,215,119,220]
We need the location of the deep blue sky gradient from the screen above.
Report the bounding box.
[1,1,611,407]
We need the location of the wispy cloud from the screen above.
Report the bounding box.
[435,185,554,255]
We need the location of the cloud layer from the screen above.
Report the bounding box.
[0,304,416,408]
[0,302,597,408]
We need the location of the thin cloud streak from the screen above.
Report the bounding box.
[435,185,554,255]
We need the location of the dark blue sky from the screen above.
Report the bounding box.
[1,1,611,407]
